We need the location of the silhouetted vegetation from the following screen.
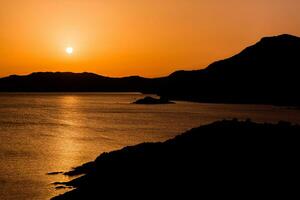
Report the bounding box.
[52,119,300,199]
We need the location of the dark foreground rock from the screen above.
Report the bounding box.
[133,96,175,104]
[52,120,300,199]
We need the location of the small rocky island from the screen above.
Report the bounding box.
[133,96,175,104]
[51,119,300,199]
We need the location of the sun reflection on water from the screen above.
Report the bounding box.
[53,95,84,171]
[2,93,300,199]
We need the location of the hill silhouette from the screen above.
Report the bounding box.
[0,72,154,92]
[0,34,299,105]
[157,34,300,105]
[51,120,300,199]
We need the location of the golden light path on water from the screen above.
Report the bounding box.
[1,93,300,199]
[54,96,84,173]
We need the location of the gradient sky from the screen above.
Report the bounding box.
[0,0,300,77]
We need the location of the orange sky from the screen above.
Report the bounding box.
[0,0,300,78]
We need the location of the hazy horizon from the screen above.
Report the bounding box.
[1,0,300,77]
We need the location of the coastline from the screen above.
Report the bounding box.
[52,119,300,199]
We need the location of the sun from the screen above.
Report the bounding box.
[66,47,73,55]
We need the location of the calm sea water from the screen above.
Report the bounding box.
[0,93,300,199]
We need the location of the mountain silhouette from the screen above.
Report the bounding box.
[0,72,153,92]
[0,34,299,105]
[157,34,300,105]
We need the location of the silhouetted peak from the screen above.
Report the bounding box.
[206,33,300,72]
[240,34,300,56]
[259,34,300,43]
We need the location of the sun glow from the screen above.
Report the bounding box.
[66,47,73,55]
[0,1,300,77]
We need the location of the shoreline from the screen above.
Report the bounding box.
[51,119,300,199]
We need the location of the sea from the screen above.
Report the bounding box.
[0,93,300,199]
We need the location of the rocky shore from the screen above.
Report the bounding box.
[52,119,300,199]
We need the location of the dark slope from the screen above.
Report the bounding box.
[158,34,300,105]
[52,120,300,199]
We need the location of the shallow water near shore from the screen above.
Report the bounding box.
[0,93,300,199]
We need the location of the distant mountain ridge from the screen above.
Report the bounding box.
[0,34,299,105]
[0,72,154,92]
